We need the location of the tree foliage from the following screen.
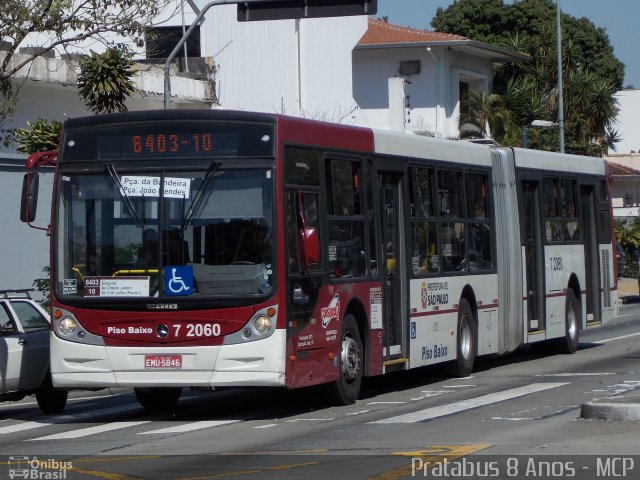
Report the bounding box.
[77,47,135,114]
[14,117,62,153]
[0,1,173,135]
[433,0,624,155]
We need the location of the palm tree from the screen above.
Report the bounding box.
[458,90,513,143]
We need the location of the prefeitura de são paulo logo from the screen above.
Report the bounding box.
[321,294,340,328]
[421,282,428,309]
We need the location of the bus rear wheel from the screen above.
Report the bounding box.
[556,289,579,354]
[450,298,476,377]
[134,387,182,411]
[324,314,363,405]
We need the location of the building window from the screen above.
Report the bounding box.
[145,26,201,59]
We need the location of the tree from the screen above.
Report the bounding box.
[14,117,62,153]
[77,47,136,114]
[432,0,624,155]
[459,90,512,143]
[0,1,174,140]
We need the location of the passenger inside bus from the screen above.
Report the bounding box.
[236,225,271,264]
[134,228,158,268]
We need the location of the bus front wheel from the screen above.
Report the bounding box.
[134,387,182,411]
[36,371,68,414]
[450,298,476,377]
[324,314,363,405]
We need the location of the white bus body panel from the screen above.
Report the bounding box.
[50,330,286,388]
[544,243,586,339]
[408,274,500,369]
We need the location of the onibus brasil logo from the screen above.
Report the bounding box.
[8,456,72,479]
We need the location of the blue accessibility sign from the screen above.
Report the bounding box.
[163,265,193,296]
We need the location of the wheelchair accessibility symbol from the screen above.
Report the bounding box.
[164,266,193,296]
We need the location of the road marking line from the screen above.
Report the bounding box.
[253,423,278,429]
[491,416,541,421]
[0,403,142,435]
[178,462,320,479]
[285,418,335,422]
[0,420,51,435]
[140,420,238,434]
[67,468,139,480]
[371,383,568,423]
[534,372,615,377]
[596,331,640,343]
[368,444,491,480]
[367,401,407,405]
[29,421,150,440]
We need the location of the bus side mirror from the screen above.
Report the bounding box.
[299,227,319,268]
[20,172,39,223]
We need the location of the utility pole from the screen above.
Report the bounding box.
[556,0,565,153]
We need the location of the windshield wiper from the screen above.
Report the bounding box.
[107,163,144,228]
[181,160,222,232]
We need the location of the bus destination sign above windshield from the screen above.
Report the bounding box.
[131,133,213,156]
[62,122,275,161]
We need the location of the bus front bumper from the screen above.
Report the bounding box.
[49,330,286,389]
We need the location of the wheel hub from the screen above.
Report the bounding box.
[341,334,360,381]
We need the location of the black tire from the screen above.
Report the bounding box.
[134,387,182,411]
[324,314,363,405]
[556,289,580,354]
[450,298,476,377]
[36,371,68,414]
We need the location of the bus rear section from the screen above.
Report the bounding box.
[510,147,617,351]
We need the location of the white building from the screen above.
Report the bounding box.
[353,19,528,137]
[613,89,640,154]
[0,6,528,292]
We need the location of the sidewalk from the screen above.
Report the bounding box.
[617,277,640,303]
[579,276,640,422]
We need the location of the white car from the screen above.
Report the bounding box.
[0,289,67,413]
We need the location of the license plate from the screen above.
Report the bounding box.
[144,355,182,368]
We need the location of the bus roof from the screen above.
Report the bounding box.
[372,129,493,167]
[511,146,606,176]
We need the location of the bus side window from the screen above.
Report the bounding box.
[440,222,466,272]
[286,191,302,272]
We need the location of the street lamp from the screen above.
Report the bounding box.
[522,120,560,148]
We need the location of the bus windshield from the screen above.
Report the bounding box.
[55,167,275,300]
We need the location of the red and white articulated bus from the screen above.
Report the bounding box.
[21,109,617,410]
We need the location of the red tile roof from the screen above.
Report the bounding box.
[608,161,640,175]
[358,18,468,46]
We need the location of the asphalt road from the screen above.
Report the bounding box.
[1,307,639,479]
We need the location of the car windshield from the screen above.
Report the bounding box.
[55,168,274,300]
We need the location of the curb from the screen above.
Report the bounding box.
[580,395,640,422]
[620,295,640,304]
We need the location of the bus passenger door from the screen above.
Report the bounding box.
[377,171,406,367]
[522,181,545,333]
[580,185,601,324]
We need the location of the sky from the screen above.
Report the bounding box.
[375,0,640,89]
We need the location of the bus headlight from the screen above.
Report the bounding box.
[57,317,78,336]
[253,316,272,335]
